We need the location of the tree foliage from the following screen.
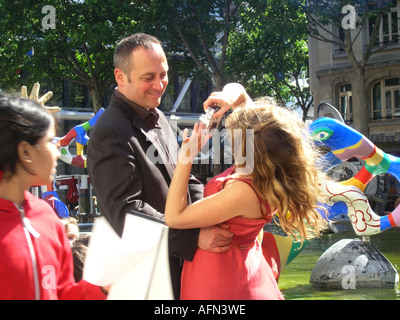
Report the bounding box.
[144,0,242,90]
[225,0,312,119]
[0,0,148,111]
[0,0,311,117]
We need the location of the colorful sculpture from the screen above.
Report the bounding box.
[263,115,400,280]
[42,181,69,219]
[21,83,104,218]
[262,232,306,281]
[310,117,400,236]
[21,83,60,114]
[44,108,104,219]
[20,83,104,168]
[57,108,104,168]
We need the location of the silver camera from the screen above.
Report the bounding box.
[199,105,222,132]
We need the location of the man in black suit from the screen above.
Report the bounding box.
[87,33,232,299]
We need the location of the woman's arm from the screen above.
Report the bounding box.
[166,175,260,229]
[165,124,260,229]
[165,123,208,226]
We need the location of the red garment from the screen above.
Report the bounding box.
[0,191,105,300]
[66,177,79,204]
[180,166,284,300]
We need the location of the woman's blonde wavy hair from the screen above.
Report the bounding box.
[225,98,328,243]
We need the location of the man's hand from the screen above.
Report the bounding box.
[198,223,233,253]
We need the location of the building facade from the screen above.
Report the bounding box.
[308,1,400,157]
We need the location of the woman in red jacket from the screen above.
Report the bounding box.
[0,95,106,300]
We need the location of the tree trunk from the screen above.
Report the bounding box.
[213,73,225,91]
[211,72,225,176]
[302,102,313,122]
[356,68,369,137]
[89,85,104,114]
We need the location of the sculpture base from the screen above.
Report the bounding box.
[310,238,399,289]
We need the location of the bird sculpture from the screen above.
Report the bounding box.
[57,108,104,168]
[310,117,400,236]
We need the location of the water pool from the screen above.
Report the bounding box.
[278,228,400,300]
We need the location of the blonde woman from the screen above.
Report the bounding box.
[165,84,327,300]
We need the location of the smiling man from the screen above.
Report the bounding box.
[113,36,169,110]
[87,33,233,299]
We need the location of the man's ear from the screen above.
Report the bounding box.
[17,141,34,165]
[114,68,127,87]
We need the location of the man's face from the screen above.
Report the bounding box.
[116,43,169,109]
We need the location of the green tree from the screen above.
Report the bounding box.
[225,0,312,120]
[0,0,147,112]
[146,0,242,90]
[1,0,314,117]
[0,0,243,109]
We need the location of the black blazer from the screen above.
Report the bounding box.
[87,92,204,299]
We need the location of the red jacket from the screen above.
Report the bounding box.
[0,191,105,300]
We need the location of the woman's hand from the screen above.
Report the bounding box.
[203,91,236,118]
[203,83,253,118]
[178,123,212,165]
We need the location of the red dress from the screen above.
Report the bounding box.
[180,166,284,300]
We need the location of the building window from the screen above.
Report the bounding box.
[368,1,400,46]
[372,78,400,120]
[339,84,353,123]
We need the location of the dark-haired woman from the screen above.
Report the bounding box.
[0,96,106,299]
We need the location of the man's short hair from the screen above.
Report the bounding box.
[113,33,162,75]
